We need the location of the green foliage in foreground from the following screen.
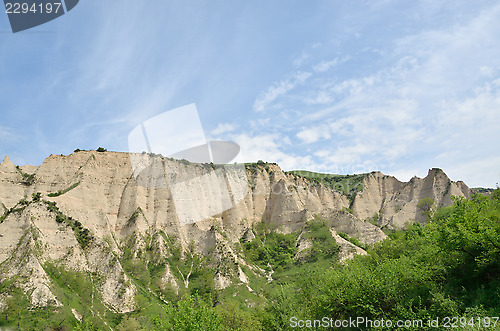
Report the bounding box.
[1,189,499,330]
[260,189,500,330]
[153,295,224,331]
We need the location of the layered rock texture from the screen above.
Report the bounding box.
[0,151,472,311]
[352,169,472,228]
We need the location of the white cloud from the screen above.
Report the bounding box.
[211,123,237,136]
[245,3,500,186]
[292,43,323,67]
[227,132,317,171]
[312,56,350,73]
[313,58,339,73]
[389,168,427,183]
[480,66,495,77]
[253,71,312,112]
[0,126,19,142]
[296,124,331,143]
[443,156,500,188]
[293,51,310,67]
[4,0,498,188]
[249,117,271,130]
[428,80,500,187]
[302,91,334,105]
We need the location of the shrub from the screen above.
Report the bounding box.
[31,192,41,202]
[242,228,298,270]
[162,295,223,331]
[417,197,435,221]
[15,166,36,185]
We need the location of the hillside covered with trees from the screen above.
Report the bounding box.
[1,188,499,330]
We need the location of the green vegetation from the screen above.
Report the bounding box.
[251,189,500,330]
[96,147,107,152]
[417,197,435,221]
[473,187,495,195]
[48,182,80,197]
[15,165,36,185]
[44,199,93,248]
[0,262,117,330]
[0,193,39,223]
[337,231,369,250]
[287,170,367,198]
[245,161,278,174]
[298,216,341,263]
[241,222,298,271]
[1,190,499,330]
[366,212,381,227]
[165,189,499,330]
[154,295,224,331]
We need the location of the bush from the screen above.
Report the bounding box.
[417,197,435,221]
[96,147,107,152]
[153,295,223,331]
[31,192,41,202]
[16,165,36,185]
[303,217,341,259]
[243,229,298,270]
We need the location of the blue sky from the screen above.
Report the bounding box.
[0,0,499,188]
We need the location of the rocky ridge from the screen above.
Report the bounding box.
[0,151,472,312]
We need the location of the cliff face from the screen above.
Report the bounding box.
[352,169,472,229]
[0,151,471,311]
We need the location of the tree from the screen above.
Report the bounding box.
[417,197,435,221]
[436,192,500,284]
[165,295,223,331]
[96,147,107,152]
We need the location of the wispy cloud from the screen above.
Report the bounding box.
[2,0,499,187]
[292,43,322,68]
[210,123,237,136]
[0,126,16,140]
[293,51,310,68]
[296,124,331,144]
[312,56,350,73]
[253,71,312,112]
[223,132,316,171]
[243,2,500,186]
